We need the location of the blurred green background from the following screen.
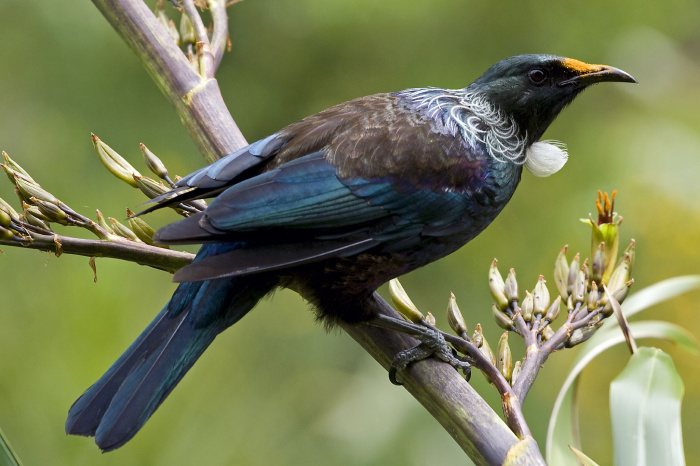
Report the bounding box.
[1,1,699,464]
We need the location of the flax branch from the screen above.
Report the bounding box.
[0,233,193,272]
[91,0,246,163]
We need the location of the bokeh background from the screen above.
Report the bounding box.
[0,1,699,464]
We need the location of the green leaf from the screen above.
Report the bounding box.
[0,427,23,466]
[545,322,698,465]
[610,347,685,466]
[568,445,601,466]
[619,275,700,319]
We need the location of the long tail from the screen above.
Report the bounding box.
[65,259,275,451]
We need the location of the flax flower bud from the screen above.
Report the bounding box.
[0,226,14,241]
[497,332,513,382]
[446,293,468,336]
[389,278,424,323]
[489,259,509,311]
[532,275,550,316]
[544,295,562,323]
[606,253,631,295]
[110,217,141,242]
[140,143,170,181]
[504,268,519,303]
[553,245,569,299]
[472,324,484,348]
[126,208,157,245]
[492,304,513,330]
[511,360,522,386]
[542,325,555,341]
[134,174,168,199]
[567,253,580,295]
[587,281,599,311]
[591,242,606,285]
[572,269,587,304]
[521,290,534,321]
[93,134,141,188]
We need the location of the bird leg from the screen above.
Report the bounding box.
[367,314,472,385]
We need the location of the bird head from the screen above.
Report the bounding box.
[470,54,636,144]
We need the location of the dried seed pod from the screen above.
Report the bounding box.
[425,312,436,326]
[446,293,468,336]
[489,259,509,311]
[389,278,424,323]
[553,245,569,298]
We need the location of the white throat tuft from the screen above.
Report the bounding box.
[525,140,569,177]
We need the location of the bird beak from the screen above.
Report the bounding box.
[558,61,637,87]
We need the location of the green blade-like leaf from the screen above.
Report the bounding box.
[545,322,698,465]
[618,275,700,319]
[610,347,685,466]
[568,445,601,466]
[0,427,23,466]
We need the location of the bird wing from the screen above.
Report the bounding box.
[150,94,492,281]
[139,133,288,214]
[156,151,478,282]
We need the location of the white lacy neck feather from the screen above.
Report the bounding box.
[397,88,569,176]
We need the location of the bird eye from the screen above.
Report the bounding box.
[528,68,548,85]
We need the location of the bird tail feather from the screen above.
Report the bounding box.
[65,270,275,451]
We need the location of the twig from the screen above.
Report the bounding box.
[208,0,230,68]
[181,0,215,77]
[0,233,193,273]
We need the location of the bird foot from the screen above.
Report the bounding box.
[388,328,471,385]
[367,314,471,385]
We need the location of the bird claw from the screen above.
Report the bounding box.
[388,327,471,385]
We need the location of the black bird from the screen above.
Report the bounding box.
[65,54,635,451]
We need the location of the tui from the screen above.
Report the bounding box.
[65,54,635,451]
